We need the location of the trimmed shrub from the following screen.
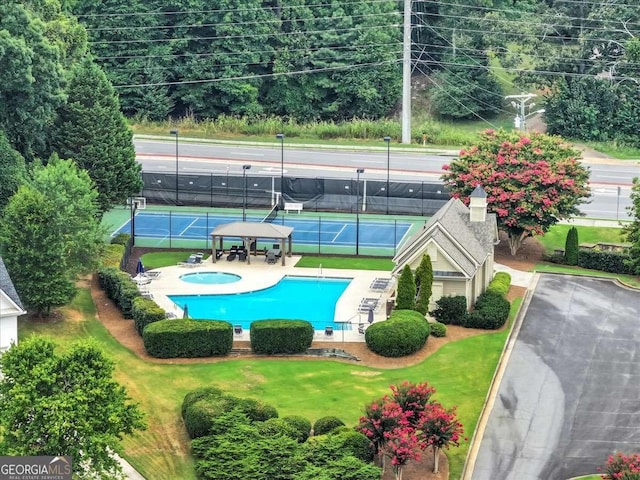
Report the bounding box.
[257,418,300,440]
[486,271,511,296]
[395,264,416,310]
[101,244,125,269]
[364,310,430,357]
[250,319,314,354]
[98,267,140,318]
[336,430,376,463]
[464,291,510,329]
[564,226,579,265]
[313,416,346,436]
[97,267,122,299]
[431,295,468,325]
[282,416,313,443]
[415,254,433,315]
[183,395,239,439]
[237,397,278,422]
[143,320,233,358]
[430,321,447,337]
[132,297,166,335]
[181,386,224,419]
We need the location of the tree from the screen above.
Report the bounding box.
[51,57,141,214]
[0,337,146,477]
[417,403,464,474]
[0,130,27,212]
[441,129,591,255]
[396,265,416,310]
[624,177,640,275]
[390,381,436,427]
[600,452,640,480]
[381,427,421,480]
[415,255,434,315]
[564,226,579,266]
[0,157,103,315]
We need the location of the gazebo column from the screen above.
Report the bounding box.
[211,235,217,263]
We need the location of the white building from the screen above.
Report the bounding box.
[0,256,25,352]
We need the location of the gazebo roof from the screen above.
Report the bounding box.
[210,222,293,239]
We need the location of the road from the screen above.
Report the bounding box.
[134,137,640,220]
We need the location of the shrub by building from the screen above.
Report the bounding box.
[365,310,430,357]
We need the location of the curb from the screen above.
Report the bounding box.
[460,273,540,480]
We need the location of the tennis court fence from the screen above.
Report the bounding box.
[141,171,450,216]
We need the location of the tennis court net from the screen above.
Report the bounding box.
[261,204,279,223]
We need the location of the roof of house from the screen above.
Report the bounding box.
[0,256,24,309]
[210,221,293,239]
[392,198,498,276]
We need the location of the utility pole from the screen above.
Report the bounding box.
[401,0,412,144]
[505,93,544,131]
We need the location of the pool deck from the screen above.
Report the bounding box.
[140,255,396,342]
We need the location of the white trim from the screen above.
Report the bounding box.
[0,290,26,318]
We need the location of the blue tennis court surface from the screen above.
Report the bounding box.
[113,212,413,249]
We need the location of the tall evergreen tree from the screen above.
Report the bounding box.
[564,226,579,266]
[396,264,416,311]
[52,57,142,214]
[415,254,434,315]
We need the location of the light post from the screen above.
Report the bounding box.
[169,129,179,205]
[384,136,391,214]
[356,168,365,255]
[242,164,251,221]
[276,133,284,204]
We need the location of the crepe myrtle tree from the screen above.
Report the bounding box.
[442,129,590,255]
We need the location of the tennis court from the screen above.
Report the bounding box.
[111,209,419,256]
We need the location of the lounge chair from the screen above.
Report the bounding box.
[179,255,199,267]
[358,297,379,313]
[238,251,247,262]
[324,326,334,337]
[358,324,365,334]
[370,277,391,291]
[195,252,204,263]
[166,312,177,319]
[234,325,243,335]
[215,249,224,260]
[144,270,162,279]
[133,274,152,286]
[266,251,277,264]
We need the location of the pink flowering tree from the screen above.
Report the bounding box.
[441,129,591,255]
[381,426,423,480]
[390,381,436,427]
[600,452,640,479]
[418,403,465,473]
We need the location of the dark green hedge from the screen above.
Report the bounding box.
[181,386,224,419]
[132,297,167,335]
[97,267,139,318]
[431,295,468,325]
[464,291,510,329]
[364,310,429,357]
[250,319,314,354]
[143,320,233,358]
[578,250,632,274]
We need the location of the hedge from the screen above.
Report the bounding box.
[431,295,468,325]
[578,250,632,274]
[364,310,430,357]
[282,416,312,443]
[181,386,224,419]
[97,267,139,318]
[250,319,314,354]
[463,291,510,329]
[132,297,167,335]
[143,320,233,358]
[101,244,125,269]
[486,271,511,296]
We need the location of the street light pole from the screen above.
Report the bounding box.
[242,165,251,221]
[169,130,179,205]
[356,168,365,256]
[276,133,284,205]
[384,136,391,214]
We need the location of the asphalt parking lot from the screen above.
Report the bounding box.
[471,274,640,479]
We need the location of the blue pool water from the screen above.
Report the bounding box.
[169,276,352,329]
[180,272,241,285]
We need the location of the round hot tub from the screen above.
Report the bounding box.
[180,272,242,285]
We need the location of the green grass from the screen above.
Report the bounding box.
[17,288,523,480]
[294,256,394,270]
[585,141,640,160]
[537,224,627,254]
[140,251,197,269]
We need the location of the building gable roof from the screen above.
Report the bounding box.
[393,198,498,275]
[210,222,294,239]
[0,256,24,310]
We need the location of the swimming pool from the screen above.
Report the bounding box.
[169,276,352,330]
[180,272,241,285]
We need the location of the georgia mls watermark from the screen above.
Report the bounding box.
[0,456,72,480]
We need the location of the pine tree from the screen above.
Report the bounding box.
[564,226,579,266]
[51,57,141,214]
[396,265,416,311]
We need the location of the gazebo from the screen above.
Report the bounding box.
[210,222,294,265]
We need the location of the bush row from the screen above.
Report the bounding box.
[486,271,511,296]
[250,320,314,354]
[143,320,233,358]
[465,291,511,330]
[364,310,430,357]
[546,250,633,275]
[98,267,140,319]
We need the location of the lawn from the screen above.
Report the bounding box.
[18,286,521,480]
[537,224,627,254]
